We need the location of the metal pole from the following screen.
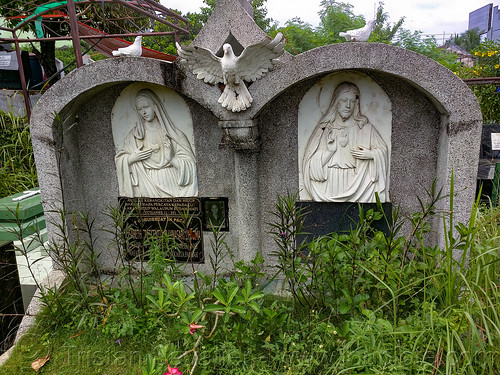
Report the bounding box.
[12,30,31,120]
[66,0,83,67]
[492,162,500,207]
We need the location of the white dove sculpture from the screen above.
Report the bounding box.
[112,35,143,57]
[176,33,285,112]
[339,19,376,42]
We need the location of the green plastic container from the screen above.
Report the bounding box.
[0,189,45,241]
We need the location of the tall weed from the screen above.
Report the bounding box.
[0,109,37,198]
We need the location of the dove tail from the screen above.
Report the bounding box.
[218,83,253,112]
[339,32,351,41]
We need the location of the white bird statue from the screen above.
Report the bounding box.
[339,19,376,42]
[176,33,285,112]
[112,35,143,57]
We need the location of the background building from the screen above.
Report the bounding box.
[469,3,500,41]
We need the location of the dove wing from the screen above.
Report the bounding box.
[176,43,223,85]
[236,32,285,83]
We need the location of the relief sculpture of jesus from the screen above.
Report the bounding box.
[302,82,389,203]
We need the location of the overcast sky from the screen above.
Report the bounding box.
[162,0,499,44]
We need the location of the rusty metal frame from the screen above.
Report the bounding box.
[4,0,190,35]
[463,77,500,85]
[0,0,191,119]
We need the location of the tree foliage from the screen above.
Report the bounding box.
[452,28,482,53]
[317,1,365,44]
[455,40,500,123]
[368,2,404,43]
[0,0,473,89]
[280,18,319,54]
[394,29,460,71]
[144,0,276,54]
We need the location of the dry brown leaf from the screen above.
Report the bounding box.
[102,303,114,327]
[68,330,86,339]
[31,355,50,372]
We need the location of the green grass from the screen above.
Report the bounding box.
[1,320,152,375]
[0,181,499,375]
[0,110,38,198]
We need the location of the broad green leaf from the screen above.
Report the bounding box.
[204,304,222,312]
[231,305,247,315]
[212,290,226,305]
[339,301,351,314]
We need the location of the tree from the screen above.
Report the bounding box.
[279,18,319,54]
[192,0,276,33]
[455,40,500,123]
[452,28,482,53]
[317,1,365,44]
[368,2,404,43]
[144,0,276,54]
[394,29,460,71]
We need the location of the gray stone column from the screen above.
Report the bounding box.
[233,151,261,262]
[219,119,261,262]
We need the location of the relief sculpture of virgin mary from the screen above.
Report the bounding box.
[114,88,198,198]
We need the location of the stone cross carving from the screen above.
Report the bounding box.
[176,33,285,112]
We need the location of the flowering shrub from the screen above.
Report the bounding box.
[455,40,500,123]
[163,364,182,375]
[5,188,498,375]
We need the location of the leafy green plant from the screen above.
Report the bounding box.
[268,191,312,308]
[455,40,500,123]
[0,109,38,198]
[2,179,499,375]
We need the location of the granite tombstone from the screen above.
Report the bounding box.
[30,0,482,272]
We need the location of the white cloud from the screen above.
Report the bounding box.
[161,0,499,36]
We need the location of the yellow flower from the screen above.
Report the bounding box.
[475,51,480,56]
[488,51,494,57]
[473,70,479,76]
[495,64,500,69]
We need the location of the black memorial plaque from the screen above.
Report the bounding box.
[119,197,204,263]
[296,202,392,244]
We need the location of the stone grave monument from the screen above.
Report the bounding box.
[30,0,482,272]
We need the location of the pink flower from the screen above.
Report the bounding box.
[164,364,182,375]
[189,323,204,335]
